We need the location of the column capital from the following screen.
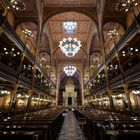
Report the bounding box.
[122,83,128,90]
[108,89,113,96]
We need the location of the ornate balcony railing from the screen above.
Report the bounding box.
[34,84,50,95]
[109,74,123,89]
[3,21,35,62]
[18,75,32,89]
[0,62,18,83]
[124,63,140,83]
[91,83,107,94]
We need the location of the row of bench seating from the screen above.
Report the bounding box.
[74,107,140,140]
[0,107,65,140]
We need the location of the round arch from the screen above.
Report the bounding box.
[44,11,98,68]
[43,8,98,28]
[15,22,38,38]
[103,21,125,41]
[14,19,38,30]
[103,20,126,31]
[58,72,82,106]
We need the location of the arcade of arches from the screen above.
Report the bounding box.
[0,0,140,140]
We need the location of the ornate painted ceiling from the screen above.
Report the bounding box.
[43,0,97,7]
[7,0,126,84]
[47,12,95,65]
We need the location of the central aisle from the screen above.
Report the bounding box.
[58,110,85,140]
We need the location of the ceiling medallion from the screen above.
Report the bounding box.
[116,0,138,12]
[59,37,81,57]
[10,0,26,11]
[63,66,77,76]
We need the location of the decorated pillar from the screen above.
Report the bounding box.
[80,66,84,105]
[108,89,115,111]
[26,89,33,111]
[104,64,115,111]
[123,84,132,112]
[9,84,18,110]
[56,69,60,106]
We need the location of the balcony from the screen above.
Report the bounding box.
[105,14,140,64]
[34,84,50,95]
[109,74,123,89]
[124,63,140,83]
[3,20,35,63]
[91,83,107,94]
[0,62,18,83]
[18,75,32,89]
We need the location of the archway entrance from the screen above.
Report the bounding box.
[68,97,72,106]
[63,79,77,106]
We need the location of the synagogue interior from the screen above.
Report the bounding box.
[0,0,140,140]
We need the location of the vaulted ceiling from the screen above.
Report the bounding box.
[7,0,126,84]
[47,12,95,64]
[43,0,97,6]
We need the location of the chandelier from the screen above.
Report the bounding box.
[108,29,118,38]
[116,0,139,12]
[23,29,33,38]
[59,37,81,57]
[63,66,77,76]
[3,47,20,57]
[10,0,26,11]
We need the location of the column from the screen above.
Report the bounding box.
[31,65,36,89]
[56,70,60,106]
[123,84,133,112]
[16,52,25,83]
[9,84,18,111]
[133,94,140,110]
[26,89,33,111]
[108,89,115,111]
[104,65,115,111]
[100,93,103,109]
[1,95,7,110]
[80,69,84,105]
[37,93,41,109]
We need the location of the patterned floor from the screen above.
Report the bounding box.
[58,111,85,140]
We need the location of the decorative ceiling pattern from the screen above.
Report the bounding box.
[8,0,127,83]
[54,48,86,62]
[47,12,94,65]
[48,12,93,47]
[14,0,38,17]
[103,22,119,44]
[44,0,97,6]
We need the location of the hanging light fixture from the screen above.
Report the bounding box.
[22,29,33,45]
[22,29,33,38]
[3,47,20,57]
[116,0,139,12]
[63,66,77,76]
[108,29,118,38]
[10,0,26,11]
[59,37,81,57]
